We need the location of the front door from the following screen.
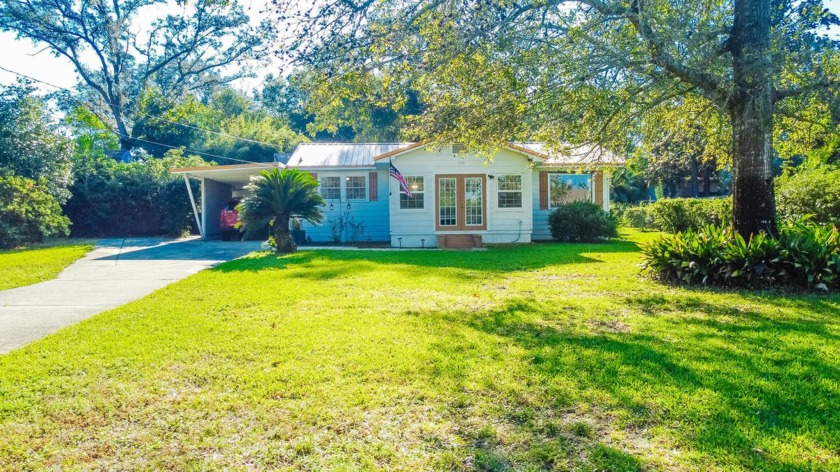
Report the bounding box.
[435,174,487,231]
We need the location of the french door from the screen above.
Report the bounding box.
[435,174,487,231]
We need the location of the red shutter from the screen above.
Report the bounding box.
[369,172,378,201]
[593,171,604,207]
[539,171,549,210]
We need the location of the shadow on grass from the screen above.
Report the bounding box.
[432,296,840,470]
[212,238,643,277]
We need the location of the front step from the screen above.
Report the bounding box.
[437,234,483,249]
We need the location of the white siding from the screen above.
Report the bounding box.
[387,146,534,247]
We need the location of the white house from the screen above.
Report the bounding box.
[171,142,624,248]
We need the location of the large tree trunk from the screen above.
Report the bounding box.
[728,0,776,237]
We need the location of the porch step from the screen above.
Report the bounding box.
[438,234,483,249]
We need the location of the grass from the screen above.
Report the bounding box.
[0,240,94,291]
[0,230,838,470]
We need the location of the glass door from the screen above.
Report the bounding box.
[438,177,458,228]
[464,177,483,226]
[436,175,486,231]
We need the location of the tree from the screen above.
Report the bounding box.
[0,0,270,152]
[0,175,70,249]
[132,88,305,163]
[276,0,840,237]
[260,71,425,142]
[237,169,325,254]
[0,81,74,203]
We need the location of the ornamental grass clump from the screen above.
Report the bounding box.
[641,221,840,291]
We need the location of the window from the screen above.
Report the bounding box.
[549,174,591,208]
[497,174,522,208]
[321,176,340,200]
[346,176,366,199]
[400,176,424,209]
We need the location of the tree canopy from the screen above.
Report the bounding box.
[0,81,74,203]
[275,0,840,235]
[0,0,271,151]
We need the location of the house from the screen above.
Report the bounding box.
[171,142,624,248]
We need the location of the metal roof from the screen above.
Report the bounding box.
[516,142,625,166]
[170,162,282,185]
[287,143,415,168]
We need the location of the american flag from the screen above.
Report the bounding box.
[389,164,412,197]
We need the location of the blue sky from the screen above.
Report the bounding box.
[0,0,838,94]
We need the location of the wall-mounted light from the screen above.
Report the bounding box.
[346,203,351,211]
[329,203,334,211]
[421,238,425,248]
[488,175,495,179]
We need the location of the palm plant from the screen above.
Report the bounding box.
[237,168,325,253]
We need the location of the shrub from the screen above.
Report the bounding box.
[776,166,840,227]
[548,201,617,243]
[0,175,70,249]
[641,222,840,291]
[620,197,732,233]
[620,205,657,230]
[64,151,208,237]
[647,197,732,233]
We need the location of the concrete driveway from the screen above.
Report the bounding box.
[0,238,262,354]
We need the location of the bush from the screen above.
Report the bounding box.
[620,205,657,230]
[0,175,70,249]
[548,201,617,242]
[641,222,840,291]
[620,197,732,233]
[64,151,207,237]
[776,166,840,228]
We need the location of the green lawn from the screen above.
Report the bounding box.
[0,241,94,292]
[0,230,838,471]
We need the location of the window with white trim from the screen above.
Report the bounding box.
[345,176,366,199]
[400,176,424,209]
[321,176,340,200]
[497,174,523,208]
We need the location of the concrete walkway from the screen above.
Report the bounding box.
[0,238,262,354]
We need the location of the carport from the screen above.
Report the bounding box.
[170,163,282,239]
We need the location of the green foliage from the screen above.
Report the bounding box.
[64,150,208,237]
[641,222,840,290]
[0,175,70,249]
[548,202,617,243]
[237,169,325,253]
[621,198,733,232]
[619,205,657,230]
[0,0,269,150]
[133,89,305,164]
[647,198,733,233]
[0,82,74,203]
[776,166,840,227]
[261,70,424,142]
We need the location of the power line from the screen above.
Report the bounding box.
[0,64,283,163]
[119,133,272,165]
